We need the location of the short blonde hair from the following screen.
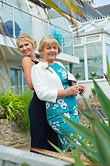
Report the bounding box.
[38,36,61,54]
[16,33,37,49]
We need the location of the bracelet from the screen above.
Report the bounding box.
[64,90,67,98]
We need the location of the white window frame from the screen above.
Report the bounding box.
[84,34,101,44]
[74,37,83,46]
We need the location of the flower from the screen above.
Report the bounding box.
[41,62,53,73]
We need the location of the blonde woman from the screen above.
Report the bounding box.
[16,34,58,152]
[31,36,85,150]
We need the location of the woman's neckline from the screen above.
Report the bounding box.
[41,60,55,65]
[49,63,56,66]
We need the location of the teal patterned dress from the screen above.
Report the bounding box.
[46,63,82,150]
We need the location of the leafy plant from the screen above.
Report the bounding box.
[21,162,31,166]
[49,60,110,165]
[89,88,100,109]
[55,78,109,166]
[0,91,24,124]
[90,72,97,79]
[75,73,81,80]
[104,57,110,86]
[21,89,33,131]
[0,90,32,131]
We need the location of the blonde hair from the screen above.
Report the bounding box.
[38,36,61,54]
[16,33,37,49]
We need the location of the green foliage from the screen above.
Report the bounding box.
[89,88,101,108]
[91,88,96,97]
[57,78,110,166]
[50,63,110,165]
[0,89,32,131]
[90,72,97,79]
[21,89,32,131]
[0,91,24,124]
[104,57,110,85]
[41,0,87,25]
[21,162,31,166]
[75,73,81,80]
[89,88,96,98]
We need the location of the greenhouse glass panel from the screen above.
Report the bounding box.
[0,3,14,38]
[74,37,83,45]
[86,35,101,43]
[73,46,85,80]
[106,34,110,44]
[10,68,22,94]
[63,37,73,55]
[74,46,84,59]
[87,43,103,79]
[14,8,32,37]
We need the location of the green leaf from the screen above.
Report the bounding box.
[93,79,110,123]
[41,0,87,24]
[60,0,86,20]
[63,131,98,163]
[41,0,71,20]
[48,140,65,155]
[74,155,85,166]
[94,128,110,166]
[60,114,94,144]
[107,57,110,84]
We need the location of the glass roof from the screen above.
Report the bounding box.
[73,17,110,35]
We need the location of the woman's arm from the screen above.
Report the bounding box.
[31,64,58,103]
[22,57,34,90]
[31,64,82,102]
[57,85,80,98]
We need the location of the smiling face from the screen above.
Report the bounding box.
[18,40,35,57]
[41,44,58,63]
[38,36,60,64]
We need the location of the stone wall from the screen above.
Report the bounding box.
[0,116,90,149]
[0,119,30,148]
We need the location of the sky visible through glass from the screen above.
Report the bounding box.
[94,0,110,7]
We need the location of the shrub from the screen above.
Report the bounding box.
[0,89,32,131]
[21,89,33,131]
[0,91,24,124]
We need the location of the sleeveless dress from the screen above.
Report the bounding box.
[29,59,58,151]
[46,63,83,150]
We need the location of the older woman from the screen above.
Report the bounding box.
[31,36,85,150]
[16,34,58,152]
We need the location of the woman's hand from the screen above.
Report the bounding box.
[78,84,85,91]
[66,84,85,96]
[78,84,85,96]
[57,84,85,99]
[66,85,79,96]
